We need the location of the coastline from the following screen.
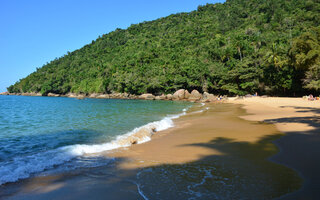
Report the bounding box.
[4,100,306,199]
[0,89,226,103]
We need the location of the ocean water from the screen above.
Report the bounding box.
[0,95,191,185]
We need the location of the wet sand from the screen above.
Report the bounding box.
[3,103,303,199]
[229,97,320,200]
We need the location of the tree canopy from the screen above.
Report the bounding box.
[8,0,320,96]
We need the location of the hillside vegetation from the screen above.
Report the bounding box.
[8,0,320,96]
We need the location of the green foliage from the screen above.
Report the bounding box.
[7,0,320,96]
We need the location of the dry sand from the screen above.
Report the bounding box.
[4,98,320,199]
[229,97,320,200]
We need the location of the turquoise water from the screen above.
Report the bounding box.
[0,95,191,185]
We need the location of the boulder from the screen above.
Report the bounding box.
[139,93,155,100]
[155,96,161,100]
[0,92,9,95]
[184,90,190,99]
[173,89,186,100]
[166,94,173,100]
[189,90,202,100]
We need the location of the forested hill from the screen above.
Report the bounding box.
[8,0,320,96]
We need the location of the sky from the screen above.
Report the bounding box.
[0,0,225,92]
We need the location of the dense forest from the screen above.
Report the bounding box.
[7,0,320,96]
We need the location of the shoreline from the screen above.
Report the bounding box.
[4,100,306,199]
[0,89,227,103]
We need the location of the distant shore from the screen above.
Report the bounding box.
[0,89,227,103]
[7,97,318,199]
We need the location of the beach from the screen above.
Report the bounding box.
[230,97,320,200]
[3,97,320,199]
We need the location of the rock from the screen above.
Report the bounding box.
[173,89,186,100]
[88,93,100,98]
[109,93,123,99]
[184,90,190,99]
[129,94,137,99]
[121,93,129,98]
[96,94,110,99]
[47,93,60,97]
[159,94,166,100]
[139,93,155,100]
[66,93,78,98]
[76,94,86,99]
[203,92,216,102]
[189,90,202,100]
[0,92,9,95]
[155,96,161,100]
[166,94,173,100]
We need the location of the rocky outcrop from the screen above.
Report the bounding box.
[4,89,228,103]
[188,90,202,101]
[139,93,155,100]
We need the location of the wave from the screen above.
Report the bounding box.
[0,109,188,185]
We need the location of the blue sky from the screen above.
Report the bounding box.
[0,0,225,92]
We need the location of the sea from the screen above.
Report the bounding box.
[0,95,191,185]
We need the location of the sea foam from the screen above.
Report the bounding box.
[0,109,188,185]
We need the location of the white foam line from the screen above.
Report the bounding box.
[0,107,189,185]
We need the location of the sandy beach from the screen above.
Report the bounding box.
[230,97,320,200]
[3,97,320,199]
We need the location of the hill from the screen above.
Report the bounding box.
[7,0,320,96]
